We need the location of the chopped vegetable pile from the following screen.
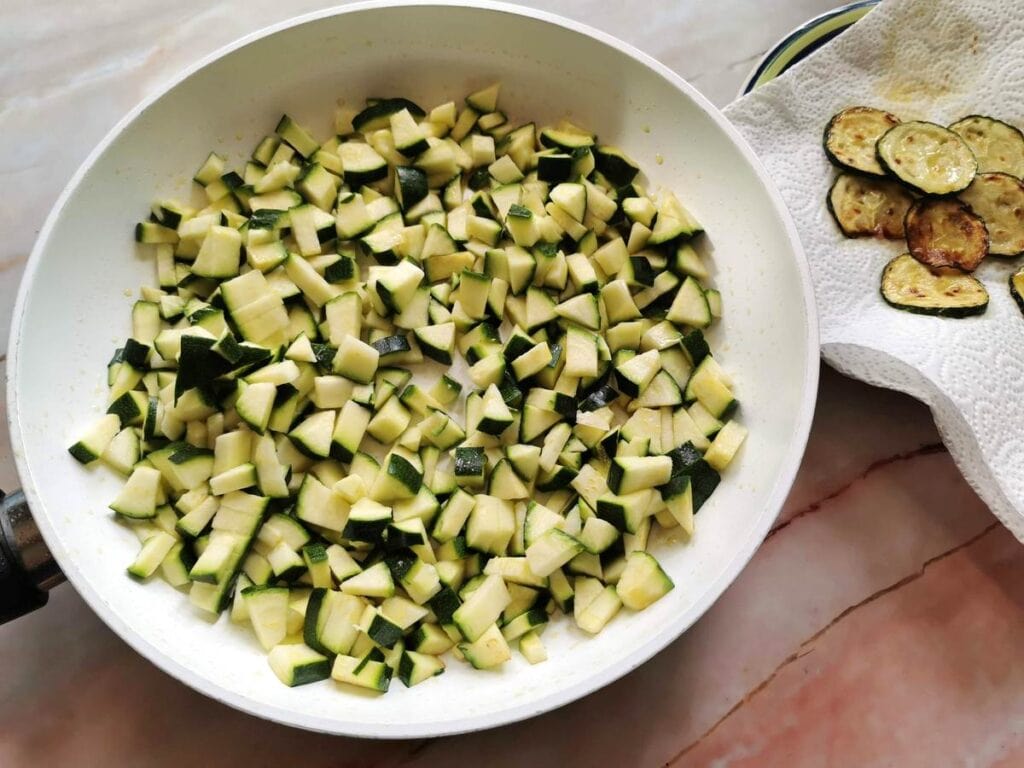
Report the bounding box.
[69,82,746,693]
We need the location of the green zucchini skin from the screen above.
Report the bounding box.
[1010,269,1024,316]
[352,98,425,133]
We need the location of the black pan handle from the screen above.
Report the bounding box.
[0,489,64,623]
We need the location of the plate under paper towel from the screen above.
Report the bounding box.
[725,0,1024,539]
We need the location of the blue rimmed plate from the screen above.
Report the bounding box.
[741,0,880,95]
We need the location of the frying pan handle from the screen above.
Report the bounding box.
[0,489,64,623]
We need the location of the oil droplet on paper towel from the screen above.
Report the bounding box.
[872,0,983,113]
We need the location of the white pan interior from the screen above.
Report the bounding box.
[7,0,817,737]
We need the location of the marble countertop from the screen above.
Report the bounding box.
[2,1,1022,765]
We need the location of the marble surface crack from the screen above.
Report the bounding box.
[725,49,769,71]
[767,442,947,540]
[689,49,767,83]
[663,520,1000,766]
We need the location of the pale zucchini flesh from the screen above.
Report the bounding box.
[949,115,1024,178]
[827,173,914,240]
[824,106,900,176]
[876,121,977,195]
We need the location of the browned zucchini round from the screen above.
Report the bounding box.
[950,115,1024,178]
[1010,267,1024,315]
[823,107,900,176]
[958,172,1024,256]
[904,198,989,271]
[881,254,988,318]
[827,173,915,239]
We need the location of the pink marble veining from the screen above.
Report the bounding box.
[672,526,1024,767]
[773,368,941,530]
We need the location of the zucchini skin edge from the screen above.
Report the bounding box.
[1010,272,1024,316]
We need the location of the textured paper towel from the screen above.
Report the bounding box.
[725,0,1024,539]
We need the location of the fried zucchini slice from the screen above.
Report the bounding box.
[958,172,1024,256]
[949,115,1024,178]
[827,172,914,239]
[881,253,988,318]
[823,106,900,176]
[877,122,977,195]
[905,198,989,271]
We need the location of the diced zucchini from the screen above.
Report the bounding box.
[268,643,331,687]
[519,630,547,664]
[331,653,392,692]
[453,573,510,642]
[243,586,290,650]
[126,531,177,579]
[575,584,622,634]
[72,82,752,694]
[68,414,122,465]
[109,466,161,519]
[333,336,380,384]
[464,493,514,550]
[525,528,584,577]
[704,420,748,471]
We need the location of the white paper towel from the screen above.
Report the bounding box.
[725,0,1024,538]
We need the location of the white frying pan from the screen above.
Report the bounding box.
[3,0,818,737]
